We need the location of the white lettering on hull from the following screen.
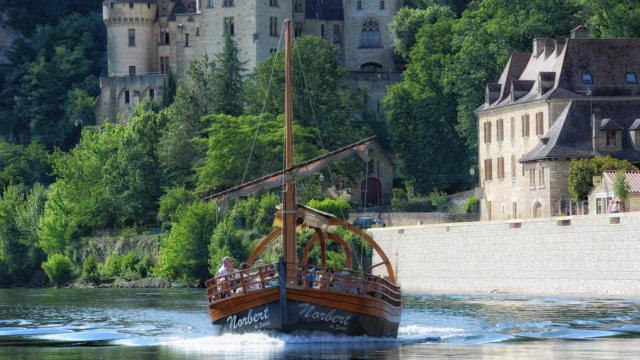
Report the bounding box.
[297,303,352,329]
[227,307,271,330]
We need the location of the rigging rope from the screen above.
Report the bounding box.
[292,28,367,272]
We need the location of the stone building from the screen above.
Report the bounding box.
[97,0,402,124]
[588,171,640,214]
[476,26,640,220]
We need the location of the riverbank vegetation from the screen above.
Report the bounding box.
[1,0,640,287]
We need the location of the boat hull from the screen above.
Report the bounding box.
[210,288,401,337]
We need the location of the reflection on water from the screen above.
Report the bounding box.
[2,289,640,359]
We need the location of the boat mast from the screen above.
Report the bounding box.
[282,19,297,286]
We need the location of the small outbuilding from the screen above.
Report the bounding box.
[588,171,640,214]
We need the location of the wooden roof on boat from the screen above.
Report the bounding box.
[202,136,378,203]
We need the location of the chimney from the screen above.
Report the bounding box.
[571,25,590,39]
[543,38,555,58]
[532,38,545,57]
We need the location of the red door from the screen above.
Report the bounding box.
[361,178,381,206]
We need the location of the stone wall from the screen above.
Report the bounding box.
[371,212,640,296]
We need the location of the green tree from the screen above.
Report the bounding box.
[212,33,246,116]
[39,106,166,255]
[582,0,640,38]
[0,141,53,192]
[245,35,370,148]
[568,156,637,201]
[390,6,455,59]
[157,186,198,227]
[155,200,219,283]
[41,253,76,286]
[196,113,321,194]
[613,170,630,204]
[307,198,351,220]
[0,184,47,286]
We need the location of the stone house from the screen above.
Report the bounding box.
[476,26,640,220]
[588,171,640,214]
[97,0,402,123]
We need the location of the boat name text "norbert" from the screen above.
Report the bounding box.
[297,303,352,326]
[227,307,270,330]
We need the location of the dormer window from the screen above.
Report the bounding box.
[626,72,638,84]
[605,130,617,147]
[582,73,593,85]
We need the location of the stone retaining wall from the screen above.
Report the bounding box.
[371,212,640,296]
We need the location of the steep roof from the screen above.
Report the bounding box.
[305,0,344,20]
[521,100,640,163]
[478,37,640,112]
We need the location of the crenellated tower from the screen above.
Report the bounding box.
[103,0,157,76]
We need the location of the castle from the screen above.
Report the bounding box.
[97,0,402,123]
[477,26,640,220]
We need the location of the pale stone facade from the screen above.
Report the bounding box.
[476,27,640,220]
[97,0,402,124]
[371,212,640,297]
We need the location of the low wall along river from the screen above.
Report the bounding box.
[371,212,640,297]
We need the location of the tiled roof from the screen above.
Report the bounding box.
[600,118,624,130]
[305,0,344,20]
[521,100,640,163]
[603,171,640,193]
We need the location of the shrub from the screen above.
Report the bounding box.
[464,197,480,214]
[81,255,100,284]
[427,188,447,208]
[99,251,142,281]
[307,198,351,220]
[42,254,76,286]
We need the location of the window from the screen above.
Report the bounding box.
[529,168,536,187]
[124,90,130,104]
[606,130,617,147]
[483,121,492,144]
[196,27,200,36]
[294,22,303,37]
[160,28,170,45]
[224,17,234,35]
[596,198,603,214]
[129,66,136,76]
[270,48,278,54]
[160,57,169,74]
[521,114,530,137]
[223,0,233,6]
[380,0,385,9]
[149,88,155,100]
[129,1,134,8]
[185,33,190,47]
[626,72,638,84]
[207,0,214,8]
[270,17,278,37]
[269,0,278,7]
[128,29,136,47]
[510,117,515,141]
[357,0,362,10]
[294,0,303,12]
[497,157,505,179]
[497,118,504,141]
[538,167,545,187]
[484,159,493,181]
[582,73,593,85]
[535,112,544,136]
[361,18,381,48]
[320,24,325,38]
[333,25,340,43]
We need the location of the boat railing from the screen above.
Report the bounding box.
[296,265,402,307]
[205,263,401,307]
[205,263,280,303]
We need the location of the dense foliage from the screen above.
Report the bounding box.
[568,156,637,201]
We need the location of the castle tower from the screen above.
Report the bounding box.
[103,0,158,76]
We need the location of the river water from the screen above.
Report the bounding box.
[1,289,640,359]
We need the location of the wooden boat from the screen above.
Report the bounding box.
[204,19,401,337]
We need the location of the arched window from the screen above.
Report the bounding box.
[360,62,383,72]
[361,18,381,48]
